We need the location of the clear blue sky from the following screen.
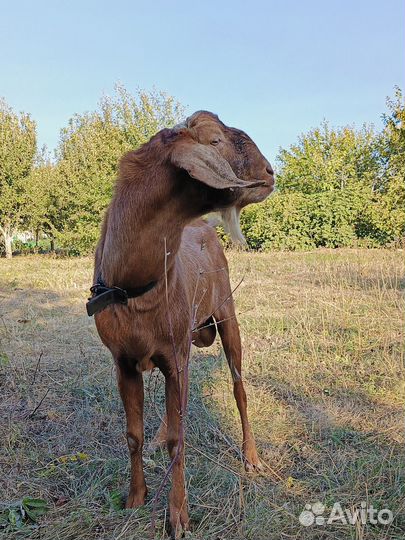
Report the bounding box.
[1,0,403,162]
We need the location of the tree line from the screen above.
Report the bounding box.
[0,85,404,258]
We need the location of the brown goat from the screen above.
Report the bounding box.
[90,111,274,537]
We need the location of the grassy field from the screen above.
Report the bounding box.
[0,249,404,540]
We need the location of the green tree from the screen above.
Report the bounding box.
[378,87,405,241]
[276,121,381,194]
[240,90,404,250]
[0,99,36,258]
[24,149,61,250]
[382,87,405,178]
[55,85,184,253]
[352,89,405,245]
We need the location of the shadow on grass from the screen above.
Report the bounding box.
[186,351,405,540]
[0,287,404,540]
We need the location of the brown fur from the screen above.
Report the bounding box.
[92,111,274,537]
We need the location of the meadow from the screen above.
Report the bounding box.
[0,249,404,540]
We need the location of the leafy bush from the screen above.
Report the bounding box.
[238,91,404,252]
[12,238,52,255]
[240,185,404,251]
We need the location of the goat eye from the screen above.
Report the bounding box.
[210,138,221,146]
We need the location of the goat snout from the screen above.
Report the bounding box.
[264,166,275,190]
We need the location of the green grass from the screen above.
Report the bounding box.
[0,249,404,539]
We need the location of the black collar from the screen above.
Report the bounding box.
[86,276,157,317]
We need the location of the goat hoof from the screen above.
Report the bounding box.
[168,523,188,539]
[243,441,265,473]
[244,453,265,473]
[168,508,189,539]
[245,459,265,473]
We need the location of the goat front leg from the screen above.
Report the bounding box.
[116,358,147,507]
[165,371,189,538]
[217,312,263,472]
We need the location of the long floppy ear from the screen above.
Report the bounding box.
[171,138,263,190]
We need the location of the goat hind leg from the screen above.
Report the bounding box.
[216,313,263,472]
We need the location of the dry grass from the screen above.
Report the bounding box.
[0,249,404,539]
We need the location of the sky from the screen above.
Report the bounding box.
[0,0,404,163]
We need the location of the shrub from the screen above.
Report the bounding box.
[240,186,403,251]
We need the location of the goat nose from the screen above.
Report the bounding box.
[266,166,274,176]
